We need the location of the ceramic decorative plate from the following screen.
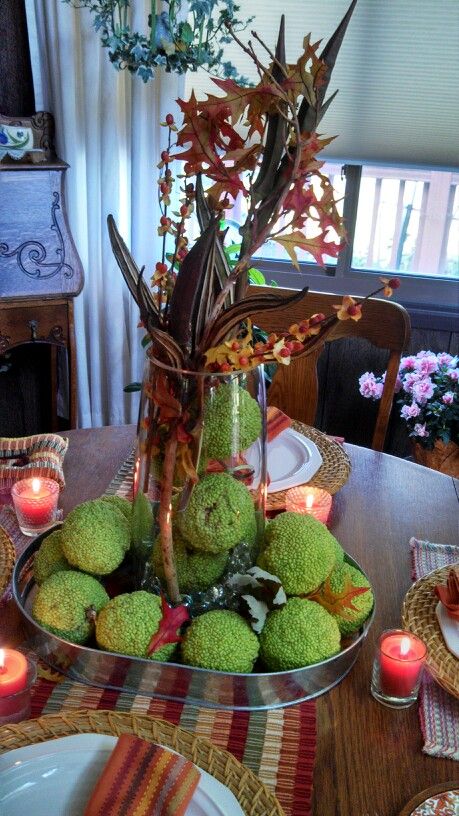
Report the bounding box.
[0,733,244,816]
[410,789,459,815]
[245,427,323,493]
[398,783,459,816]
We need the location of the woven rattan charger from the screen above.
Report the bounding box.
[0,709,284,816]
[0,526,15,597]
[265,421,351,511]
[402,565,459,700]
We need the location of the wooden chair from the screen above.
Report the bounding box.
[247,285,411,451]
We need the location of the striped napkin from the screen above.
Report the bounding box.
[0,433,68,489]
[410,537,459,761]
[83,734,201,816]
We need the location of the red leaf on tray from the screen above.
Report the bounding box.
[148,593,190,655]
[435,567,459,621]
[308,575,370,621]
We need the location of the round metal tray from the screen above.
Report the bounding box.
[13,533,374,711]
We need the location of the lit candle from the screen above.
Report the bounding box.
[285,486,332,524]
[371,629,427,707]
[379,631,426,697]
[11,477,59,536]
[0,648,35,725]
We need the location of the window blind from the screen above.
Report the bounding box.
[184,0,459,170]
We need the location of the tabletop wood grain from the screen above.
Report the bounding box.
[3,426,458,816]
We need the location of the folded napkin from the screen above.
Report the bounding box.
[435,567,459,621]
[0,433,68,489]
[84,734,201,816]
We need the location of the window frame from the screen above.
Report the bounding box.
[252,163,459,320]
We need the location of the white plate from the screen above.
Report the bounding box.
[0,733,244,816]
[436,601,459,659]
[245,427,322,493]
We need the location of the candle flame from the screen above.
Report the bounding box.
[32,478,41,495]
[306,494,314,509]
[0,648,4,669]
[400,636,411,656]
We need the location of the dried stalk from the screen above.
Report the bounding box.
[158,428,181,603]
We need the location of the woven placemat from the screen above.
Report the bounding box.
[0,709,285,816]
[402,565,459,700]
[104,423,351,511]
[0,526,15,597]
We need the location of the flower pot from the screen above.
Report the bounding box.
[411,439,459,477]
[133,353,267,607]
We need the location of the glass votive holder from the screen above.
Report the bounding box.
[11,477,60,536]
[371,629,427,709]
[285,485,332,525]
[0,653,37,725]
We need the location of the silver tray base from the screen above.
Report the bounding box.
[13,537,374,711]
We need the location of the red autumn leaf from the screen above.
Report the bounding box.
[308,575,370,622]
[273,229,341,268]
[147,592,190,655]
[206,78,283,128]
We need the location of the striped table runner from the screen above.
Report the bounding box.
[410,537,459,761]
[31,673,316,816]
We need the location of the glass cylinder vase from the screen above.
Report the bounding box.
[132,353,267,610]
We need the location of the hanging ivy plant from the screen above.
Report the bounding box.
[64,0,253,82]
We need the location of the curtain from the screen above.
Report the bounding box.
[25,0,184,427]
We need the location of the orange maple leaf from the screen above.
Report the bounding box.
[308,575,370,622]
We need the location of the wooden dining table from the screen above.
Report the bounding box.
[2,425,458,816]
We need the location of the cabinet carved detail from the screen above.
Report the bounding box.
[0,192,73,281]
[0,332,11,353]
[48,325,65,343]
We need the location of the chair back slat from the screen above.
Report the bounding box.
[247,285,411,451]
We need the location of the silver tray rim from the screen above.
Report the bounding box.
[13,531,375,710]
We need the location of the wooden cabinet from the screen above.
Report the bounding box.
[0,298,77,429]
[0,114,84,431]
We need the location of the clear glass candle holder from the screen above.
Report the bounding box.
[11,477,60,536]
[371,629,426,709]
[285,486,332,525]
[0,655,37,725]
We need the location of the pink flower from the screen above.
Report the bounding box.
[448,369,458,382]
[414,355,438,376]
[437,352,454,366]
[411,377,435,405]
[442,391,455,405]
[402,372,422,394]
[358,372,383,399]
[413,422,429,438]
[401,403,421,419]
[400,355,417,370]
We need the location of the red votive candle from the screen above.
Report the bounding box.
[0,648,36,724]
[11,477,59,536]
[371,629,426,708]
[285,486,332,524]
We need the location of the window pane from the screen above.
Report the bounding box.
[352,166,459,279]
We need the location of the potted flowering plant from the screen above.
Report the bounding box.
[359,351,458,475]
